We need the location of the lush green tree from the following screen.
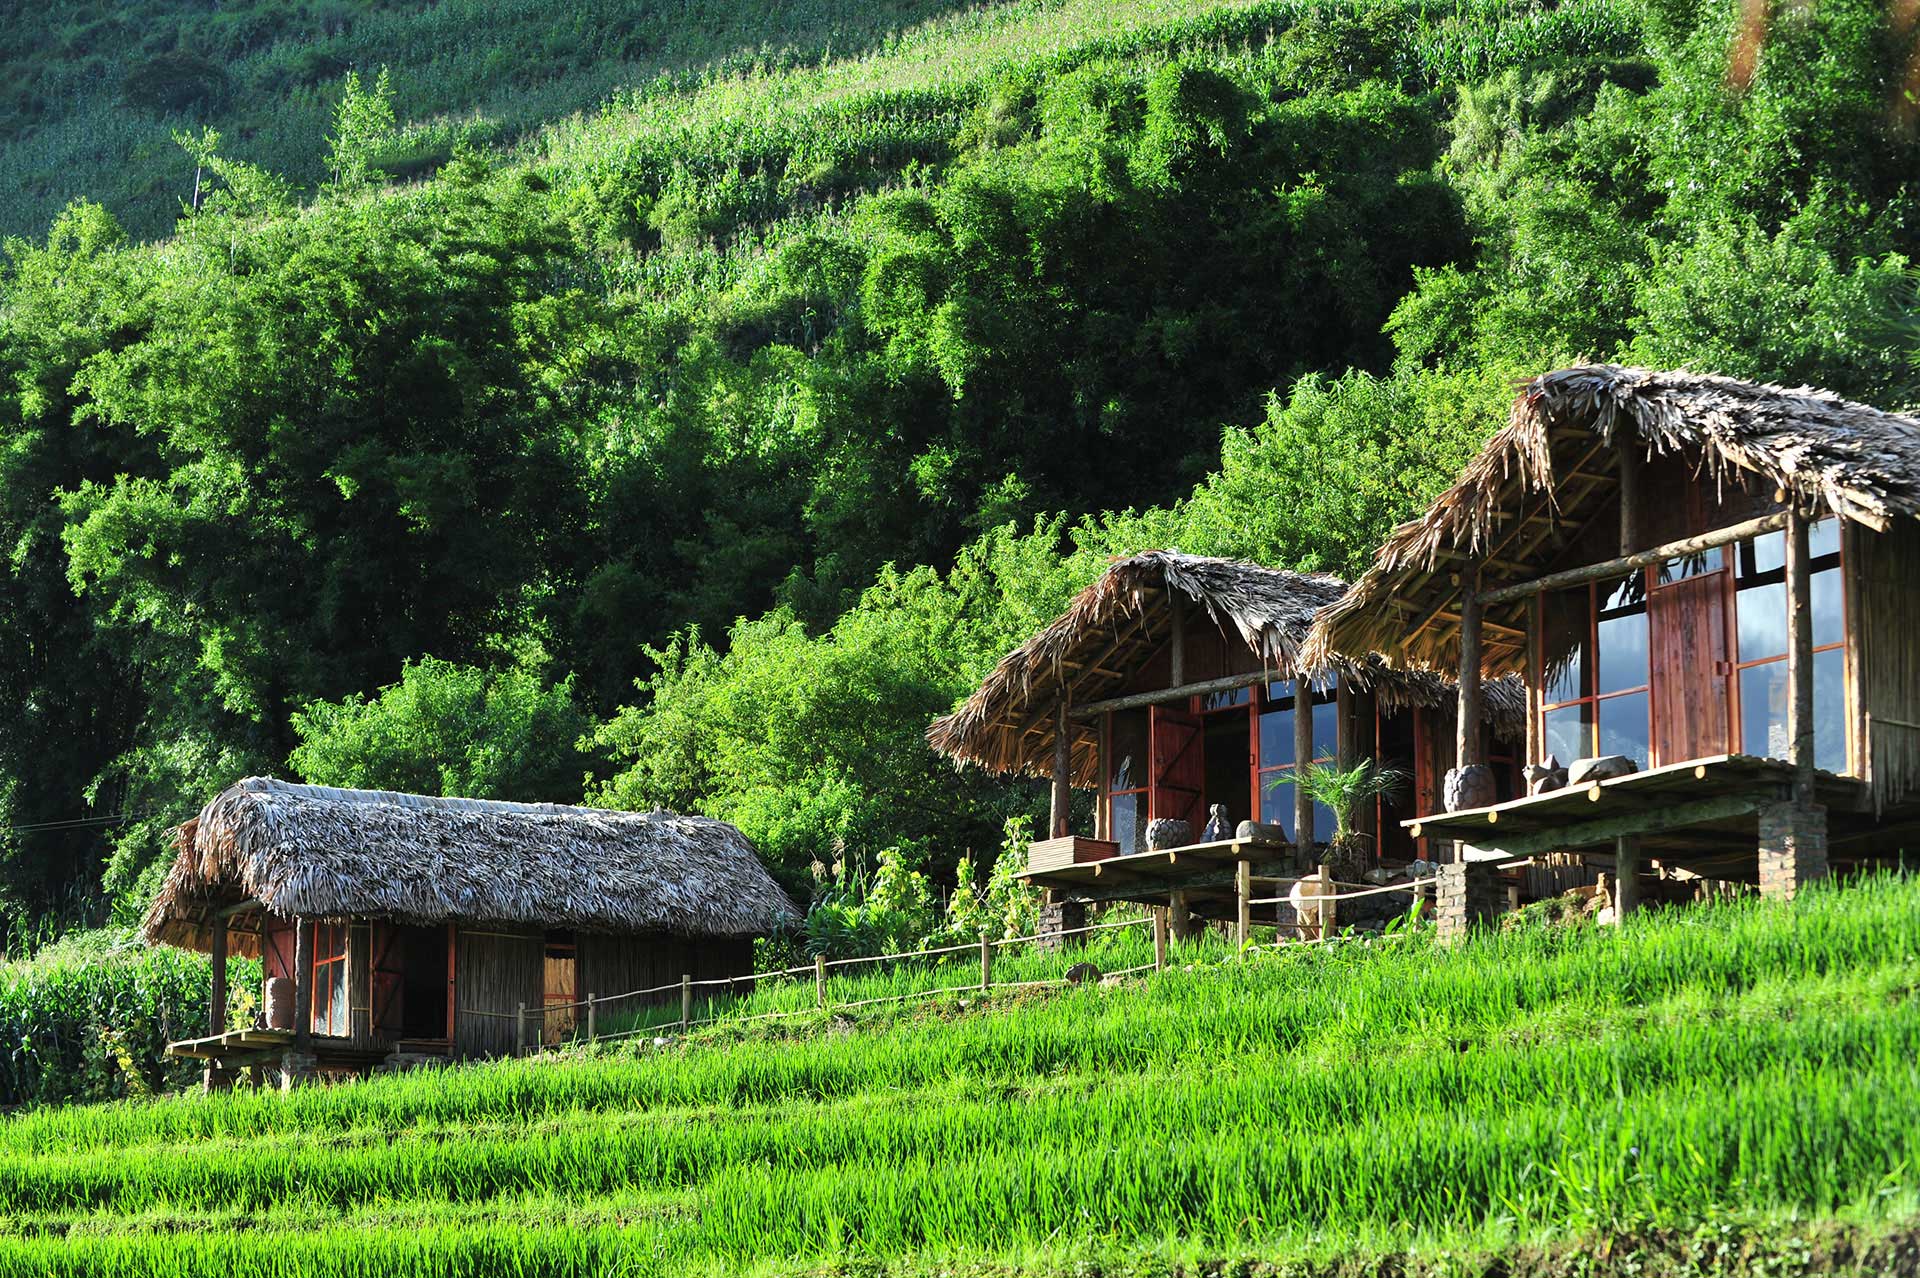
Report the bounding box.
[289,658,599,802]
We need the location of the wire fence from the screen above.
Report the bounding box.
[505,869,1438,1057]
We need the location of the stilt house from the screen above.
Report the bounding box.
[146,778,796,1078]
[1303,365,1920,929]
[927,551,1523,924]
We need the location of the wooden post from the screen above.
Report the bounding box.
[209,916,229,1036]
[515,1002,527,1056]
[586,993,597,1043]
[1050,697,1072,838]
[1617,439,1642,556]
[1152,907,1168,971]
[1613,836,1641,922]
[1235,860,1252,950]
[1169,589,1185,687]
[979,934,993,992]
[1319,862,1337,936]
[1525,595,1544,765]
[291,916,313,1050]
[814,954,827,1009]
[1786,505,1815,807]
[1293,678,1315,861]
[680,974,693,1029]
[1335,677,1356,771]
[1457,560,1484,768]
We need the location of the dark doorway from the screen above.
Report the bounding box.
[396,925,450,1041]
[1202,712,1252,830]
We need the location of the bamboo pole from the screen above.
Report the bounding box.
[1477,511,1791,606]
[1457,559,1484,768]
[1320,862,1337,936]
[979,934,992,992]
[814,954,827,1009]
[515,1003,527,1057]
[586,993,597,1043]
[1152,907,1168,971]
[681,974,692,1029]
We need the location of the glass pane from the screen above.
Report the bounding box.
[1200,687,1250,712]
[1741,659,1789,760]
[1311,699,1338,761]
[1312,801,1335,844]
[1738,531,1785,580]
[1109,711,1147,791]
[1596,692,1650,768]
[1811,566,1843,650]
[1258,771,1293,837]
[1737,576,1787,663]
[1596,575,1649,695]
[1815,647,1847,774]
[1809,517,1839,560]
[1266,680,1294,704]
[1111,792,1145,855]
[1541,589,1591,704]
[1258,706,1294,770]
[1657,547,1721,583]
[1544,702,1592,763]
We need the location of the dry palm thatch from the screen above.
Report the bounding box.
[1303,364,1920,677]
[927,550,1523,784]
[144,778,798,956]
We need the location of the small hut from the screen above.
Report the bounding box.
[146,777,796,1083]
[1303,365,1920,932]
[928,551,1522,927]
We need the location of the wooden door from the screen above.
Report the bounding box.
[1650,569,1731,764]
[1149,704,1204,835]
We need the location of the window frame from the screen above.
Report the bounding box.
[1255,678,1337,843]
[1729,521,1850,773]
[310,920,350,1038]
[1535,573,1656,767]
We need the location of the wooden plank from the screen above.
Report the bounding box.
[1478,512,1791,606]
[1455,793,1767,860]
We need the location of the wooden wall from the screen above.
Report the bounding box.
[453,929,544,1058]
[579,933,756,1015]
[1856,519,1920,815]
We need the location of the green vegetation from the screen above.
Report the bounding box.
[1,878,1917,1273]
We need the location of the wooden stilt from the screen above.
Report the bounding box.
[1235,860,1252,950]
[1613,836,1641,921]
[1457,560,1484,769]
[1050,696,1072,838]
[209,916,229,1037]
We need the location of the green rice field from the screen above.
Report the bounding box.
[3,878,1919,1275]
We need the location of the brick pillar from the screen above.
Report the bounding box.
[1038,897,1087,949]
[1436,860,1505,943]
[1758,801,1828,901]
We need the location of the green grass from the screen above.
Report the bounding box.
[0,877,1917,1274]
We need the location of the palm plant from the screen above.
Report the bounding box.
[1264,759,1409,847]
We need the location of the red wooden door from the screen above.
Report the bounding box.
[1149,704,1204,835]
[1650,570,1731,764]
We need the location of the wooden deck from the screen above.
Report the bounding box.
[1019,836,1297,914]
[1404,754,1865,877]
[164,1029,293,1060]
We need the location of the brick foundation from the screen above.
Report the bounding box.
[1037,898,1087,949]
[1758,801,1828,901]
[1436,859,1505,943]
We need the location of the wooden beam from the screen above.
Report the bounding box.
[1335,677,1356,772]
[1050,696,1072,838]
[1613,835,1641,921]
[1070,669,1274,719]
[209,916,229,1038]
[1616,438,1641,555]
[1478,512,1791,607]
[1430,793,1767,859]
[1169,588,1185,687]
[1457,560,1484,768]
[1294,677,1314,861]
[1786,505,1815,806]
[1014,611,1152,740]
[292,916,313,1050]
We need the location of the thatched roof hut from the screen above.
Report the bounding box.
[928,550,1523,784]
[144,777,798,956]
[1303,364,1920,676]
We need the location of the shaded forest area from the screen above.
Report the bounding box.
[0,0,1916,935]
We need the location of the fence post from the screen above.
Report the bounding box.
[815,954,827,1009]
[586,993,597,1043]
[979,933,993,993]
[515,1002,527,1057]
[1152,907,1168,971]
[1320,862,1336,937]
[1235,860,1251,951]
[680,974,692,1030]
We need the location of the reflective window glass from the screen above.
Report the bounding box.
[1544,701,1592,763]
[1542,589,1591,704]
[1596,576,1649,695]
[1597,692,1650,768]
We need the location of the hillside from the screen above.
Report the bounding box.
[3,879,1919,1275]
[0,0,977,239]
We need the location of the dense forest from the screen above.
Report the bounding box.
[0,0,1915,937]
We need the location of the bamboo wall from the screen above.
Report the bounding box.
[1857,519,1920,816]
[579,933,755,1013]
[453,929,544,1058]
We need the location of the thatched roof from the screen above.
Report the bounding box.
[927,550,1523,783]
[144,778,798,955]
[1303,364,1920,677]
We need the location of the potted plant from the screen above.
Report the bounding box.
[1265,759,1408,881]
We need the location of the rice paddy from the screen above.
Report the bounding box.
[3,877,1919,1275]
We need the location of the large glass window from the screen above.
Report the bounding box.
[1537,577,1651,768]
[1733,520,1847,772]
[1105,710,1150,854]
[1257,680,1335,841]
